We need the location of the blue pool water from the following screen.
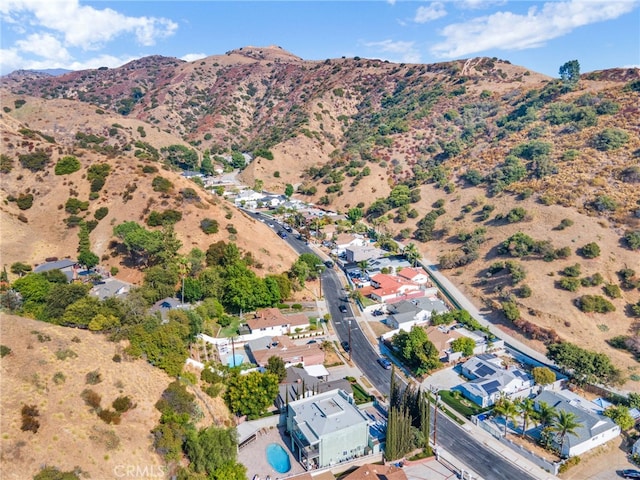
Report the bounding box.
[227,353,244,368]
[266,443,291,473]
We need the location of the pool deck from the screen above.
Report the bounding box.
[238,425,307,480]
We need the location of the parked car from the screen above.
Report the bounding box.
[377,357,392,369]
[372,310,384,316]
[278,231,287,238]
[341,341,350,352]
[339,305,348,313]
[622,470,640,479]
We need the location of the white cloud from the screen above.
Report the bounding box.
[431,0,638,58]
[362,39,422,63]
[2,0,177,50]
[458,0,507,9]
[414,2,447,23]
[15,33,71,62]
[181,53,208,63]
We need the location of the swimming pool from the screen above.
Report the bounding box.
[227,353,244,368]
[266,443,291,473]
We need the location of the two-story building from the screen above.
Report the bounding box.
[286,389,370,470]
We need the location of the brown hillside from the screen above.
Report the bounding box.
[1,49,639,388]
[0,92,297,279]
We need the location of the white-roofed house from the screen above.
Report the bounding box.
[457,354,534,408]
[534,390,620,457]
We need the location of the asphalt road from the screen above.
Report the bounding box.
[243,209,537,480]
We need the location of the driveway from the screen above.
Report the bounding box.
[422,365,466,391]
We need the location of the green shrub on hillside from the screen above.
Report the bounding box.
[152,176,173,193]
[54,156,81,175]
[19,150,51,172]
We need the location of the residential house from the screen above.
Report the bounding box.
[276,366,353,411]
[386,297,448,330]
[33,258,77,282]
[246,335,325,369]
[150,297,187,322]
[343,464,407,480]
[181,170,204,179]
[442,327,504,362]
[245,308,309,336]
[89,278,132,300]
[366,274,424,303]
[397,267,431,285]
[424,325,464,361]
[332,233,366,256]
[345,245,386,263]
[457,354,534,408]
[234,189,263,208]
[534,390,620,457]
[286,389,370,470]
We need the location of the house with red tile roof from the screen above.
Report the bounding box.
[368,274,422,303]
[397,267,431,285]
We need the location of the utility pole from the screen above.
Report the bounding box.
[432,386,439,446]
[348,319,352,362]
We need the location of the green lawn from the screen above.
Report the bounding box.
[438,390,489,418]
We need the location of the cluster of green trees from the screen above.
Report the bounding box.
[386,372,432,461]
[391,326,440,376]
[547,342,621,386]
[152,380,246,479]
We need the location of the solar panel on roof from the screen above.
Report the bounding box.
[476,364,496,377]
[483,380,501,395]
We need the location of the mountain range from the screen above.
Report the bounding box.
[1,45,639,387]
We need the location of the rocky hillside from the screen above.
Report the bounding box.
[2,47,639,387]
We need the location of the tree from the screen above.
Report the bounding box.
[266,356,287,382]
[403,243,421,267]
[552,410,583,456]
[518,398,536,437]
[450,336,475,357]
[559,60,580,89]
[185,426,244,478]
[603,405,634,431]
[502,300,521,321]
[534,401,556,429]
[532,367,556,386]
[10,262,32,276]
[77,250,99,270]
[113,221,163,267]
[493,396,518,437]
[346,207,363,225]
[224,371,279,419]
[391,326,441,375]
[284,183,294,198]
[579,242,600,259]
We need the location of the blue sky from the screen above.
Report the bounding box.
[1,1,638,77]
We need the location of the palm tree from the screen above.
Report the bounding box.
[551,410,583,457]
[403,243,421,267]
[517,398,536,438]
[534,400,556,429]
[493,396,518,437]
